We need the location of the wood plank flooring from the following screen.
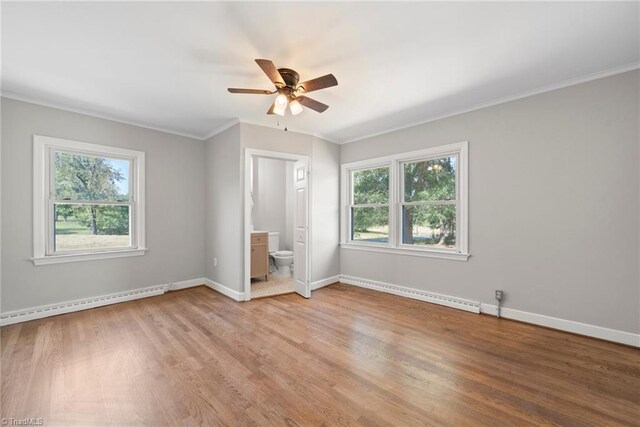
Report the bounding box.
[2,284,639,426]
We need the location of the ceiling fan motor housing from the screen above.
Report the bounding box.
[277,68,300,89]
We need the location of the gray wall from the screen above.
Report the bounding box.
[204,123,341,292]
[340,70,640,333]
[311,135,341,282]
[1,98,206,313]
[204,124,242,287]
[285,162,294,251]
[252,157,292,251]
[240,123,341,284]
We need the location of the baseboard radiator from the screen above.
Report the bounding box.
[339,275,481,313]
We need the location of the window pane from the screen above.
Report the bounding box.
[401,204,456,248]
[404,156,456,202]
[54,204,131,252]
[351,206,389,243]
[352,167,389,204]
[54,151,130,202]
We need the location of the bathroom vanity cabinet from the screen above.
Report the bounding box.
[250,232,269,281]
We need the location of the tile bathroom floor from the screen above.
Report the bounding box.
[251,274,295,299]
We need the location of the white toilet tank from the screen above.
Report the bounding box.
[268,232,280,253]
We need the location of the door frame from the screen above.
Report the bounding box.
[243,148,312,301]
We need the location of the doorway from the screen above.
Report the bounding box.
[244,149,311,301]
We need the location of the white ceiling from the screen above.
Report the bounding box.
[2,2,639,143]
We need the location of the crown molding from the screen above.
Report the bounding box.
[1,91,206,141]
[1,92,336,144]
[4,62,638,146]
[340,61,640,145]
[236,119,339,145]
[202,118,240,141]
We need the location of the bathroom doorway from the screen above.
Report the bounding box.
[243,149,311,301]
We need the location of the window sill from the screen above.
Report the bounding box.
[340,243,470,261]
[31,248,147,266]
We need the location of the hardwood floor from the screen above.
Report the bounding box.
[2,284,639,426]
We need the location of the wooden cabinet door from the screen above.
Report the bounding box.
[250,244,267,278]
[250,232,269,280]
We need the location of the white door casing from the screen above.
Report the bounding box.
[243,149,311,301]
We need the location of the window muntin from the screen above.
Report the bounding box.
[348,166,390,244]
[400,155,458,249]
[342,142,468,259]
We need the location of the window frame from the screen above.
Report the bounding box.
[33,135,146,265]
[341,141,469,261]
[346,163,392,247]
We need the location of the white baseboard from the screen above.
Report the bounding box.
[0,277,242,326]
[337,274,638,347]
[480,303,639,347]
[4,274,637,347]
[339,274,481,313]
[203,278,244,301]
[0,284,168,326]
[311,275,340,291]
[168,278,207,291]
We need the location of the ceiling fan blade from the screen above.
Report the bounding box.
[267,101,276,115]
[297,96,329,113]
[297,74,338,93]
[228,88,274,94]
[255,59,285,88]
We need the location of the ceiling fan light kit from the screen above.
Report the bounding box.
[273,102,286,117]
[289,99,303,116]
[275,93,288,106]
[228,59,338,117]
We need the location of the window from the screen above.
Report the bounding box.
[401,155,457,248]
[33,135,146,265]
[349,166,390,243]
[341,141,468,261]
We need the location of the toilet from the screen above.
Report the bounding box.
[268,232,294,277]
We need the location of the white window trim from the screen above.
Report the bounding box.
[345,162,392,248]
[32,135,147,265]
[340,141,469,261]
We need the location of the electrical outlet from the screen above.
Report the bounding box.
[213,257,218,267]
[495,290,503,301]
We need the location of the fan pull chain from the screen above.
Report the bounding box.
[275,115,287,132]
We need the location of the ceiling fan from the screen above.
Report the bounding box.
[228,59,338,116]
